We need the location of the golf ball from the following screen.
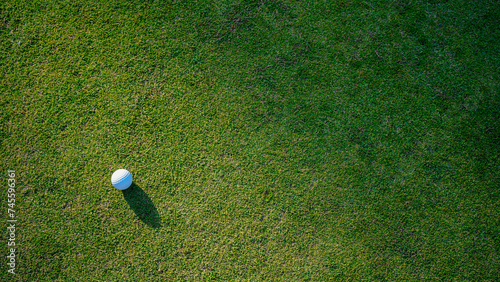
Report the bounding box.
[111,169,133,190]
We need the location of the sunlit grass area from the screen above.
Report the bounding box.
[1,0,499,280]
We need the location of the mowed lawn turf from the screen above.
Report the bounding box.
[1,0,499,280]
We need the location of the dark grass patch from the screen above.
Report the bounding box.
[122,183,161,228]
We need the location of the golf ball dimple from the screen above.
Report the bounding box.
[111,169,132,190]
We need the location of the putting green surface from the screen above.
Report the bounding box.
[1,0,499,280]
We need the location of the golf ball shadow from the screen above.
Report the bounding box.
[121,182,161,228]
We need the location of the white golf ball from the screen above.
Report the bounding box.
[111,169,133,190]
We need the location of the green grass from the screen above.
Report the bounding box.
[1,0,499,280]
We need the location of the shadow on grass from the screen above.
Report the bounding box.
[122,183,161,228]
